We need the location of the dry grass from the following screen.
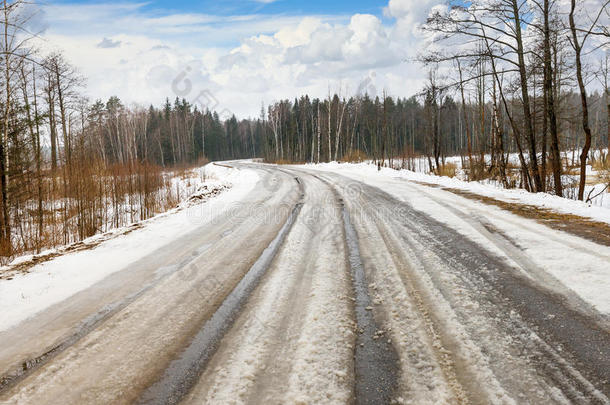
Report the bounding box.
[590,156,610,190]
[341,150,367,163]
[435,163,458,178]
[564,166,581,176]
[273,159,308,165]
[442,187,610,246]
[464,158,493,181]
[591,157,609,173]
[1,160,201,262]
[592,156,610,175]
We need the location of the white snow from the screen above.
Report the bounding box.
[0,163,259,332]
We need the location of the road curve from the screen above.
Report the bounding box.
[0,163,608,405]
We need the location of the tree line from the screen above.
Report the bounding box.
[259,89,608,175]
[207,0,609,204]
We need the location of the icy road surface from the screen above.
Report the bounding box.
[1,162,609,405]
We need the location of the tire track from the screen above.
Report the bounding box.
[342,199,400,404]
[181,169,355,404]
[397,178,610,326]
[0,167,299,405]
[136,176,304,405]
[344,172,610,402]
[303,171,401,404]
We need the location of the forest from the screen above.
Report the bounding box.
[0,0,608,259]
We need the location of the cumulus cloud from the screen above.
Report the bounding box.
[36,0,443,117]
[384,0,438,22]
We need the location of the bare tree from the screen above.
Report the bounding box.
[569,0,609,200]
[531,0,564,195]
[595,53,609,155]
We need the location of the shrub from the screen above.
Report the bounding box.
[435,162,458,178]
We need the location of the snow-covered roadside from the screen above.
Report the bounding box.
[301,162,610,316]
[376,149,610,210]
[0,163,259,332]
[385,150,610,209]
[305,162,610,225]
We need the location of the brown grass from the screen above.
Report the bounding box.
[464,158,492,181]
[592,156,609,174]
[435,163,458,178]
[591,158,609,173]
[273,159,308,165]
[564,166,581,176]
[341,149,367,163]
[439,186,610,246]
[590,156,610,190]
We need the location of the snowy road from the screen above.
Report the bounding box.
[1,163,609,404]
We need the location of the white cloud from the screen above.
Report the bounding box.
[97,37,122,48]
[384,0,438,24]
[274,17,323,48]
[34,1,442,117]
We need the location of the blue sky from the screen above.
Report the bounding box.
[51,0,389,17]
[164,0,386,16]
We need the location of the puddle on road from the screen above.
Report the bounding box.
[342,202,400,405]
